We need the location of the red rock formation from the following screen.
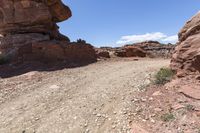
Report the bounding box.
[171,12,200,77]
[113,41,174,58]
[114,49,127,57]
[113,46,146,58]
[95,49,110,59]
[125,46,146,57]
[126,41,175,58]
[0,0,97,64]
[0,0,71,40]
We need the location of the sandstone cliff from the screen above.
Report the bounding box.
[171,12,200,77]
[0,0,96,64]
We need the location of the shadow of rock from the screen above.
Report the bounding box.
[0,61,95,78]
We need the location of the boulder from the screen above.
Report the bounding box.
[95,49,110,58]
[113,46,146,58]
[21,41,97,64]
[125,46,146,57]
[114,49,127,57]
[0,38,97,64]
[171,12,200,76]
[64,42,97,63]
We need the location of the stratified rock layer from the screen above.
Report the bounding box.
[0,0,71,40]
[171,12,200,77]
[0,0,97,64]
[113,41,175,58]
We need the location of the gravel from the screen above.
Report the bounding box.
[0,58,169,133]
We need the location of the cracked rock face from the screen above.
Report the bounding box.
[171,12,200,77]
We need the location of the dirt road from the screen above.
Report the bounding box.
[0,58,169,133]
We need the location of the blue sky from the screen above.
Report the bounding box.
[59,0,199,47]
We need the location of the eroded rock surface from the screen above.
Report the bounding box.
[0,0,71,40]
[0,0,96,64]
[111,41,175,58]
[125,46,146,57]
[171,12,200,77]
[126,41,175,58]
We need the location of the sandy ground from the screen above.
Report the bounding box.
[0,58,170,133]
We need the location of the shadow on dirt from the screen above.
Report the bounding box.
[0,61,95,78]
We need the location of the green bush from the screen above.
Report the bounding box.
[185,104,194,111]
[154,67,174,85]
[161,113,175,122]
[0,55,9,65]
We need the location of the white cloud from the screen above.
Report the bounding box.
[116,32,178,45]
[162,35,178,43]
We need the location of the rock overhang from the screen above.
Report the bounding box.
[0,0,97,64]
[0,0,72,35]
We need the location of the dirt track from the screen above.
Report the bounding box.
[0,58,170,133]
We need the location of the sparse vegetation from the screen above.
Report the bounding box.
[161,113,175,122]
[185,104,194,111]
[77,39,86,44]
[154,67,175,85]
[0,55,9,65]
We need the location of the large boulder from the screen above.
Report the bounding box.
[125,46,146,57]
[113,46,146,57]
[95,49,110,59]
[30,41,97,64]
[171,12,200,77]
[0,0,97,64]
[114,49,127,57]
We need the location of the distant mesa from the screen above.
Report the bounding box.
[96,41,175,59]
[0,0,97,65]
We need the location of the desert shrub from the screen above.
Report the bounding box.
[77,39,86,44]
[154,67,174,85]
[185,104,194,111]
[161,113,175,122]
[0,55,9,65]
